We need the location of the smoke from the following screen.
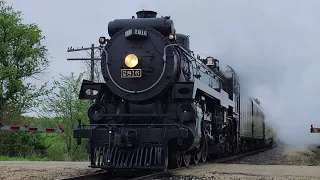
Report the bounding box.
[147,0,320,147]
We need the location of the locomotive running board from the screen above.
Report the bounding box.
[73,121,188,141]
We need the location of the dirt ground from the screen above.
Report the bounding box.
[171,163,320,180]
[167,146,320,180]
[0,162,95,180]
[283,146,320,165]
[0,146,319,180]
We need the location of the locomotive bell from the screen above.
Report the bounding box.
[206,56,219,69]
[206,57,214,66]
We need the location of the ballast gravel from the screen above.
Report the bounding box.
[230,144,319,166]
[156,144,320,180]
[157,175,320,180]
[1,144,319,180]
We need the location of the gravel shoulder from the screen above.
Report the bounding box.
[1,144,319,180]
[230,144,320,166]
[0,161,96,180]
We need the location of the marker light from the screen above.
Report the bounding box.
[169,34,175,40]
[124,54,139,68]
[99,37,106,45]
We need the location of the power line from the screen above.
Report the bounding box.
[67,44,101,102]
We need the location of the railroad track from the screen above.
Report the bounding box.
[62,170,111,180]
[62,146,274,180]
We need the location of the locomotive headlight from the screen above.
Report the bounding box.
[124,54,139,68]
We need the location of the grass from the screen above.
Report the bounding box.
[0,155,50,161]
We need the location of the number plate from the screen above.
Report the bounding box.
[121,69,142,78]
[125,29,148,38]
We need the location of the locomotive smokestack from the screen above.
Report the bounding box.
[136,10,157,18]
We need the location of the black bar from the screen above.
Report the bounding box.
[89,165,165,170]
[100,113,170,117]
[73,123,187,139]
[67,47,100,52]
[77,119,82,145]
[67,58,101,61]
[81,123,181,127]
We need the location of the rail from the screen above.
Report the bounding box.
[62,145,275,180]
[132,146,274,180]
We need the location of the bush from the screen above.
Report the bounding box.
[0,131,47,158]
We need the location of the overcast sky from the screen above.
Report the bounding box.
[6,0,320,147]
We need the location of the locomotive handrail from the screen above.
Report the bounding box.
[175,44,224,82]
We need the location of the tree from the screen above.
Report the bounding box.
[0,1,52,158]
[41,72,90,160]
[0,1,50,121]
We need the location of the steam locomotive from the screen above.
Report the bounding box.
[73,10,276,171]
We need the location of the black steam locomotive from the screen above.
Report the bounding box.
[73,10,276,171]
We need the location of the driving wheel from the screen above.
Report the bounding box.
[163,147,169,171]
[182,152,191,167]
[193,151,201,165]
[201,136,208,163]
[175,151,182,168]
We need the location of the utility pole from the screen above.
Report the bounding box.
[90,44,95,83]
[67,44,101,102]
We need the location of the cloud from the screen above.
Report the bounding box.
[7,0,320,146]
